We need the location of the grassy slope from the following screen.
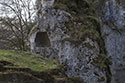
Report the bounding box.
[0,50,84,83]
[0,50,58,71]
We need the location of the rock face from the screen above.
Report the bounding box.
[101,0,125,83]
[29,0,125,83]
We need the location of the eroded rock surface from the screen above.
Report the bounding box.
[30,0,125,83]
[101,0,125,83]
[30,0,108,83]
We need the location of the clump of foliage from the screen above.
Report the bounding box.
[92,54,107,69]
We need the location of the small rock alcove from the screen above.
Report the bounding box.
[35,32,51,47]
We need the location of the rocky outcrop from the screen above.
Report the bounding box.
[29,0,125,83]
[29,0,109,83]
[101,0,125,83]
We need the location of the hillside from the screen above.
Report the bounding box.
[0,50,83,83]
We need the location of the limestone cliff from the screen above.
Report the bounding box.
[29,0,125,83]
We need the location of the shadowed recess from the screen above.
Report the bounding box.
[35,32,51,47]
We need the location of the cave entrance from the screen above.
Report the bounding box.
[35,32,51,47]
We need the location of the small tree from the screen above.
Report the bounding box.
[0,0,36,51]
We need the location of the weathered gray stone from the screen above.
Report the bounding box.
[30,0,125,83]
[101,0,125,82]
[29,0,107,83]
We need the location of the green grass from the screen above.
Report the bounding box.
[0,50,59,71]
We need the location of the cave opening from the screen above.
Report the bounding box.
[35,32,51,47]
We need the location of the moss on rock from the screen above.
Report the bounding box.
[0,50,83,83]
